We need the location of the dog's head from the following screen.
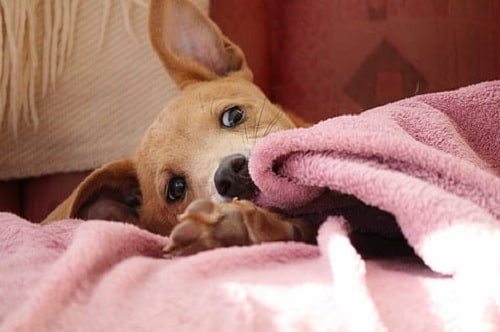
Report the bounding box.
[47,0,302,235]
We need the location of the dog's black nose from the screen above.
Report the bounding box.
[214,154,257,199]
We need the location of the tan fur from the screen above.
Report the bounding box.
[45,159,139,224]
[43,0,317,255]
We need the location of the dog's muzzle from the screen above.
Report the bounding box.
[214,154,257,200]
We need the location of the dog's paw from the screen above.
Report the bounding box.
[163,199,251,258]
[163,198,314,258]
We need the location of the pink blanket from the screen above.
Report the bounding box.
[250,80,500,276]
[1,81,499,331]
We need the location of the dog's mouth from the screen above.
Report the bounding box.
[213,153,258,201]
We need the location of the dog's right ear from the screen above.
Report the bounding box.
[148,0,252,88]
[43,159,142,225]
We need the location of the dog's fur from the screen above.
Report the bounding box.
[43,0,318,256]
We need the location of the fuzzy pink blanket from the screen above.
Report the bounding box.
[1,81,499,331]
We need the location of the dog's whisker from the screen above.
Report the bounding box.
[242,121,250,143]
[263,110,283,137]
[253,98,266,139]
[262,117,276,137]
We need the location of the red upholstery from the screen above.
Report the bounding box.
[0,172,89,223]
[0,181,21,216]
[3,0,500,222]
[212,0,500,122]
[22,172,90,223]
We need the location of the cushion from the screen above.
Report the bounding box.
[0,0,208,180]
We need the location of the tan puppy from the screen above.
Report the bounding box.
[44,0,317,256]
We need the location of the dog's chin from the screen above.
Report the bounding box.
[210,190,259,203]
[210,183,260,203]
[211,193,231,203]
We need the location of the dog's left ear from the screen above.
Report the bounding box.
[148,0,252,88]
[43,159,142,225]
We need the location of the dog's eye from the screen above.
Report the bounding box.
[166,177,187,203]
[221,106,245,128]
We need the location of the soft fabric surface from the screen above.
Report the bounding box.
[250,80,500,276]
[1,81,499,331]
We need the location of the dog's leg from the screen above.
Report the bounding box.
[163,199,316,258]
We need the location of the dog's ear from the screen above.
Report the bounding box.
[45,159,142,225]
[148,0,252,88]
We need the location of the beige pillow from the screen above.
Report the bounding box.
[0,0,209,180]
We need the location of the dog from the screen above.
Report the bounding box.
[43,0,321,257]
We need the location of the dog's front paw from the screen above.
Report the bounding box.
[163,198,316,258]
[163,199,251,258]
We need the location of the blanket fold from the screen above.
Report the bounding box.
[249,80,500,275]
[1,81,499,331]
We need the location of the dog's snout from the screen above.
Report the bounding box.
[214,154,256,199]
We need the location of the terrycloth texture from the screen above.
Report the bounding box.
[250,80,500,276]
[3,212,500,331]
[1,81,499,331]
